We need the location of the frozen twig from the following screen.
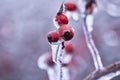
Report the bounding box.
[82,1,120,80]
[79,0,103,70]
[82,13,103,70]
[51,43,64,80]
[56,43,64,80]
[84,61,120,80]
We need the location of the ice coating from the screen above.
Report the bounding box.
[86,14,93,33]
[98,71,120,80]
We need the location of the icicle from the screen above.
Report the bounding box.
[50,42,64,80]
[50,43,64,64]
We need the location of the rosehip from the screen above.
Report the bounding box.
[55,14,69,25]
[58,25,74,41]
[65,2,77,11]
[47,31,60,43]
[64,43,74,53]
[46,53,55,67]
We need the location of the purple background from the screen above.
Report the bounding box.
[0,0,120,80]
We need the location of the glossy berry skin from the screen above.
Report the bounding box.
[55,14,69,25]
[58,26,74,41]
[64,43,74,53]
[47,31,59,43]
[65,2,77,11]
[46,53,55,67]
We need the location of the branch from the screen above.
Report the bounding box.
[84,61,120,80]
[82,13,103,70]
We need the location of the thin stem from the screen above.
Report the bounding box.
[55,43,61,62]
[82,14,103,70]
[58,64,63,80]
[54,43,64,80]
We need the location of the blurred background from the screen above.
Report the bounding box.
[0,0,120,80]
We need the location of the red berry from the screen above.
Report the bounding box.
[65,2,77,11]
[47,31,60,43]
[58,25,74,41]
[55,14,69,25]
[64,43,74,53]
[46,53,55,67]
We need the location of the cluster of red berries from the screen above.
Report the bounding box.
[46,2,77,67]
[47,2,77,44]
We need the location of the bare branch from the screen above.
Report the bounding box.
[84,61,120,80]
